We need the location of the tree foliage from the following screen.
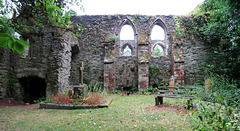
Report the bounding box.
[175,0,240,86]
[0,0,83,54]
[0,18,29,54]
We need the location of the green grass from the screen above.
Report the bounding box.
[0,95,193,130]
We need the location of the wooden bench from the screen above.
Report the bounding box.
[155,86,196,109]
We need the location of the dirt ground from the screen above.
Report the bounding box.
[0,98,39,110]
[145,103,194,114]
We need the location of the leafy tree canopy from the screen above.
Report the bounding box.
[0,0,83,54]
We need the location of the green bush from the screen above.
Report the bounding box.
[83,76,90,85]
[191,101,240,130]
[148,86,155,92]
[88,82,104,92]
[191,73,240,130]
[196,73,239,107]
[109,90,121,94]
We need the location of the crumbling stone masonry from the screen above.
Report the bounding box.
[0,15,207,101]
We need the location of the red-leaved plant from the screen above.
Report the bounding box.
[50,93,73,104]
[83,92,103,105]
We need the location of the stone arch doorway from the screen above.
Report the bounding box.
[19,76,47,103]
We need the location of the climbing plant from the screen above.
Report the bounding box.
[174,0,240,86]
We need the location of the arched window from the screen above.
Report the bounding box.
[123,45,132,56]
[153,44,163,56]
[151,25,165,40]
[120,25,134,40]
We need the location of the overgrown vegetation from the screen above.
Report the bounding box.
[174,1,240,129]
[196,73,239,107]
[191,100,239,130]
[191,73,240,130]
[175,0,240,86]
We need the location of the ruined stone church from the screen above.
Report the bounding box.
[0,15,207,102]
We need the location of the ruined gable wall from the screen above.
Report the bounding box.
[70,15,175,89]
[71,15,207,88]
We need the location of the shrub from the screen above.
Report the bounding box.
[83,92,103,105]
[190,100,240,130]
[50,93,73,104]
[196,73,240,107]
[191,73,240,130]
[148,86,155,92]
[88,82,104,92]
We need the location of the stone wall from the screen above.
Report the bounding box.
[71,15,175,90]
[0,47,10,99]
[0,26,77,100]
[0,14,209,100]
[70,15,119,85]
[115,56,138,91]
[149,56,171,86]
[183,40,208,84]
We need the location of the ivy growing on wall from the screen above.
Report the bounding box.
[174,0,240,86]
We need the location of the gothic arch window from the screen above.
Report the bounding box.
[122,44,133,56]
[150,19,168,56]
[123,45,132,56]
[153,44,164,56]
[120,25,134,40]
[151,25,165,40]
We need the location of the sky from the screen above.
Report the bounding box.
[74,0,204,15]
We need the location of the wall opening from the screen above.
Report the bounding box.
[123,45,132,56]
[153,44,163,56]
[151,25,165,40]
[120,25,134,40]
[19,76,46,103]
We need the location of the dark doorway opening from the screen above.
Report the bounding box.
[19,77,46,103]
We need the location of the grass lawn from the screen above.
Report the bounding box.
[0,95,193,130]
